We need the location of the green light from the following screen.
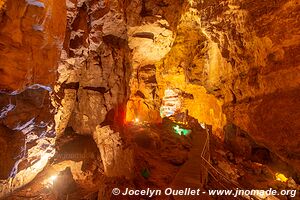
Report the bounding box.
[141,168,150,179]
[173,125,191,136]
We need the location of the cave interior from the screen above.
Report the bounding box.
[0,0,299,199]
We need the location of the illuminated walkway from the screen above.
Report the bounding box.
[170,127,211,200]
[169,126,257,200]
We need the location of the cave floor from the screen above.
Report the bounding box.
[5,123,299,200]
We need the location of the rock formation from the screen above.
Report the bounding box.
[0,86,56,197]
[0,0,299,198]
[126,0,300,175]
[53,0,130,137]
[0,0,66,91]
[0,0,66,197]
[93,125,134,178]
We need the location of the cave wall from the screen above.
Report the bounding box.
[0,0,66,197]
[0,88,56,197]
[48,0,299,176]
[195,0,300,173]
[0,0,6,14]
[0,0,66,92]
[126,0,300,173]
[0,0,299,195]
[53,0,131,136]
[125,0,186,123]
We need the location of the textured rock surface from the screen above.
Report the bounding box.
[195,0,300,173]
[93,125,134,178]
[0,0,5,12]
[0,0,299,195]
[125,0,300,173]
[0,0,66,197]
[53,0,130,136]
[0,87,56,197]
[0,0,66,92]
[125,0,185,123]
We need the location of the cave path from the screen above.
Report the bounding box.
[170,127,212,200]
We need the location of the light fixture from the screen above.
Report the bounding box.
[275,173,288,182]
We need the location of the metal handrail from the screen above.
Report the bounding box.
[198,127,260,200]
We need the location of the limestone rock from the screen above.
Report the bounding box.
[0,0,299,196]
[93,126,134,179]
[0,0,66,91]
[126,0,300,174]
[0,87,56,198]
[53,0,130,135]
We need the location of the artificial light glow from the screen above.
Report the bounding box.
[44,174,58,187]
[160,89,181,118]
[49,175,58,185]
[275,173,288,182]
[173,125,191,136]
[49,175,57,182]
[172,119,188,126]
[134,118,139,123]
[200,122,206,129]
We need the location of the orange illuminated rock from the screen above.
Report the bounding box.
[0,0,5,11]
[0,0,66,92]
[126,0,300,174]
[0,0,299,194]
